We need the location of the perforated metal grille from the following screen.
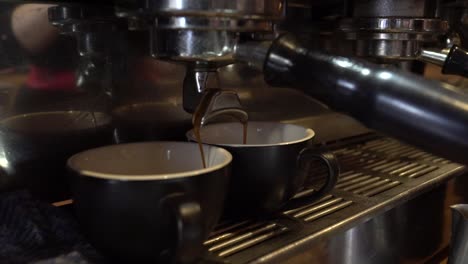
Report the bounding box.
[329,138,450,197]
[205,221,289,257]
[335,171,401,197]
[205,136,464,263]
[283,194,353,222]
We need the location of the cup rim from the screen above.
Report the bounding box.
[186,121,315,148]
[1,110,110,121]
[0,110,111,132]
[67,141,232,181]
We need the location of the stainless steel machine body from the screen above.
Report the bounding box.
[137,0,284,113]
[202,134,467,264]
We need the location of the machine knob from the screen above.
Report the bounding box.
[443,45,468,78]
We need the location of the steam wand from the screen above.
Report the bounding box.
[418,45,468,78]
[235,34,468,164]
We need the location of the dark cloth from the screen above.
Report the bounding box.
[0,191,104,264]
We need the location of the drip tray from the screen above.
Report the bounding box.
[205,135,466,264]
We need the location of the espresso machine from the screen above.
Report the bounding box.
[0,0,467,263]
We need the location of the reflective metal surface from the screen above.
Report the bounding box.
[194,89,248,126]
[151,29,237,63]
[148,0,284,19]
[418,45,468,78]
[449,204,468,264]
[237,34,468,164]
[182,67,221,113]
[349,0,435,17]
[148,0,284,63]
[338,18,448,61]
[419,48,449,66]
[0,1,467,263]
[201,136,466,263]
[143,0,286,111]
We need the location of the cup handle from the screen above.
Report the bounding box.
[162,193,204,264]
[284,148,340,210]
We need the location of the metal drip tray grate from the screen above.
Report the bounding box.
[283,194,354,222]
[205,221,289,258]
[334,171,401,196]
[206,136,466,264]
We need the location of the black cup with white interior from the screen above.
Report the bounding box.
[67,142,231,263]
[0,111,113,201]
[187,122,339,218]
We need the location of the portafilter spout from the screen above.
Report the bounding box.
[192,88,248,127]
[182,64,220,114]
[183,64,247,127]
[235,34,468,164]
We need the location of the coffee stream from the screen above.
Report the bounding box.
[193,89,247,169]
[193,125,207,169]
[242,122,248,145]
[192,90,217,169]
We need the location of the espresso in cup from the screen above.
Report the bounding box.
[187,121,339,218]
[67,142,231,263]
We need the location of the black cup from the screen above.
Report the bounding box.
[67,142,232,263]
[113,102,192,142]
[187,121,339,217]
[0,111,114,201]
